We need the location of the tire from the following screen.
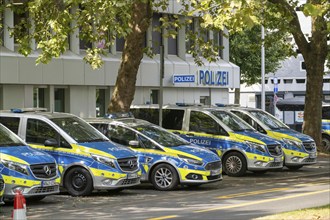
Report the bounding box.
[286,165,303,170]
[223,152,247,177]
[322,135,330,152]
[150,164,179,191]
[64,167,94,196]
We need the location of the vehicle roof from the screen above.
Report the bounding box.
[0,110,77,119]
[130,104,234,113]
[85,117,154,127]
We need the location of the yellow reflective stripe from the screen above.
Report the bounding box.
[268,131,301,142]
[282,148,309,157]
[324,130,330,135]
[245,152,275,162]
[2,174,41,187]
[229,132,266,145]
[322,119,330,123]
[216,149,222,157]
[143,164,149,173]
[29,144,116,159]
[0,153,29,165]
[177,168,219,181]
[89,167,126,179]
[163,147,201,160]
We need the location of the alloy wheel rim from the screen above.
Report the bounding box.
[155,167,173,188]
[226,156,242,174]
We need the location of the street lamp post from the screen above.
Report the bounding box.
[261,25,265,111]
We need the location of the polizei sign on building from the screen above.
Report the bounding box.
[198,70,229,86]
[173,75,195,83]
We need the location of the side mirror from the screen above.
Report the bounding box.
[128,140,140,148]
[44,138,58,147]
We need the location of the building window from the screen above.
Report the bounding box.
[200,96,210,105]
[284,79,293,84]
[185,18,194,54]
[152,13,162,54]
[55,88,65,112]
[13,5,29,45]
[301,61,306,70]
[296,79,305,84]
[271,79,281,84]
[167,15,177,55]
[213,31,223,58]
[265,79,268,84]
[150,90,159,104]
[116,37,125,52]
[33,87,46,108]
[96,88,106,117]
[323,78,330,83]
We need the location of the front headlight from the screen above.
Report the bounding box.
[91,154,117,169]
[1,159,29,176]
[282,138,303,149]
[246,141,267,153]
[178,155,203,166]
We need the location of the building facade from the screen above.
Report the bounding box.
[0,3,240,117]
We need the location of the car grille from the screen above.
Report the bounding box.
[268,162,282,167]
[30,163,57,179]
[302,158,316,163]
[120,178,140,185]
[0,179,4,191]
[303,142,316,152]
[117,157,139,172]
[30,185,59,194]
[207,174,221,180]
[205,161,221,170]
[267,144,282,156]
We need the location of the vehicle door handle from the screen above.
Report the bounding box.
[186,133,195,137]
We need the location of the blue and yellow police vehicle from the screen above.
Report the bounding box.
[86,113,222,191]
[322,105,330,152]
[228,107,317,170]
[131,104,284,177]
[0,123,60,201]
[0,109,140,196]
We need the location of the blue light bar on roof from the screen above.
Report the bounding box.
[175,103,203,107]
[10,108,47,113]
[104,112,134,119]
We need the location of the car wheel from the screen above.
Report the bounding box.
[322,135,330,152]
[286,165,303,170]
[223,152,247,177]
[65,167,93,196]
[151,164,179,191]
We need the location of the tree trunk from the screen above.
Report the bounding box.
[107,1,151,113]
[234,88,240,105]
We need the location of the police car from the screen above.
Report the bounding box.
[0,109,140,196]
[228,107,317,170]
[0,123,60,200]
[322,105,330,152]
[131,104,284,177]
[86,113,222,191]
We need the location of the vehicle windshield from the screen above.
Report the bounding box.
[133,124,189,148]
[0,124,25,147]
[51,117,108,143]
[210,110,254,132]
[249,110,288,129]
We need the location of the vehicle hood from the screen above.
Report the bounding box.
[235,131,280,145]
[270,128,314,142]
[0,146,56,165]
[170,145,220,162]
[78,141,137,159]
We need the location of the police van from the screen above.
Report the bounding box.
[226,107,317,170]
[0,109,140,196]
[131,104,284,177]
[322,105,330,152]
[86,114,222,190]
[0,123,60,201]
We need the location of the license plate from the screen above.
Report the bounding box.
[274,157,281,162]
[127,173,138,179]
[41,180,56,187]
[211,169,221,176]
[309,153,316,158]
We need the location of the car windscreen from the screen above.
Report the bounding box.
[210,110,254,132]
[51,117,108,143]
[133,124,189,148]
[249,110,287,129]
[0,124,25,147]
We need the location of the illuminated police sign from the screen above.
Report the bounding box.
[198,70,229,86]
[173,75,195,83]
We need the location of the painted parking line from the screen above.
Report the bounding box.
[217,187,290,199]
[147,215,179,220]
[195,189,330,213]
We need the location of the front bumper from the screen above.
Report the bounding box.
[178,168,223,185]
[4,183,60,198]
[93,174,141,189]
[247,156,283,171]
[284,152,317,166]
